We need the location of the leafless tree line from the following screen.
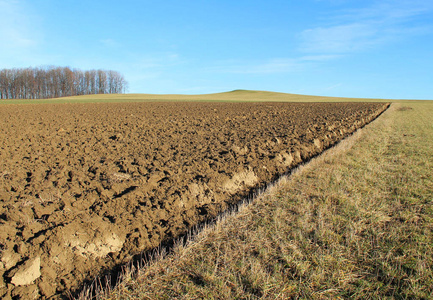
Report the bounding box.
[0,66,128,99]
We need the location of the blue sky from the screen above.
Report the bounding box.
[1,0,432,99]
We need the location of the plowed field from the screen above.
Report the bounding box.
[0,101,388,299]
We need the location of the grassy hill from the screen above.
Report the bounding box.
[0,89,395,104]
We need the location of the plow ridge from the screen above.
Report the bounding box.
[0,101,389,299]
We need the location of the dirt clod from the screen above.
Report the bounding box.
[0,101,388,298]
[8,256,41,286]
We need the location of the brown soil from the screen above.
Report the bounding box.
[0,101,388,299]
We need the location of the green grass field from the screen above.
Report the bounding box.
[72,98,433,299]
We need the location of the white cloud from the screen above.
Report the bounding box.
[209,54,339,75]
[340,0,433,22]
[299,54,341,61]
[325,83,343,91]
[0,0,45,67]
[99,38,119,48]
[300,23,379,53]
[0,0,39,48]
[222,58,301,74]
[300,0,433,54]
[133,52,184,69]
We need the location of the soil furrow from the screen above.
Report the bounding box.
[0,101,388,299]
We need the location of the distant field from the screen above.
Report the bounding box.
[90,100,433,299]
[0,89,396,104]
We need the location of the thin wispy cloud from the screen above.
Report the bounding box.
[337,0,433,23]
[325,83,343,91]
[112,52,186,91]
[300,0,433,54]
[300,23,380,53]
[99,38,119,48]
[211,55,338,75]
[0,0,39,49]
[133,53,183,70]
[221,59,301,74]
[0,0,431,98]
[299,54,341,61]
[0,0,47,67]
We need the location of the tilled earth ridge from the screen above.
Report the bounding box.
[0,101,389,299]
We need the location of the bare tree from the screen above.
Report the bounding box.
[0,66,128,100]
